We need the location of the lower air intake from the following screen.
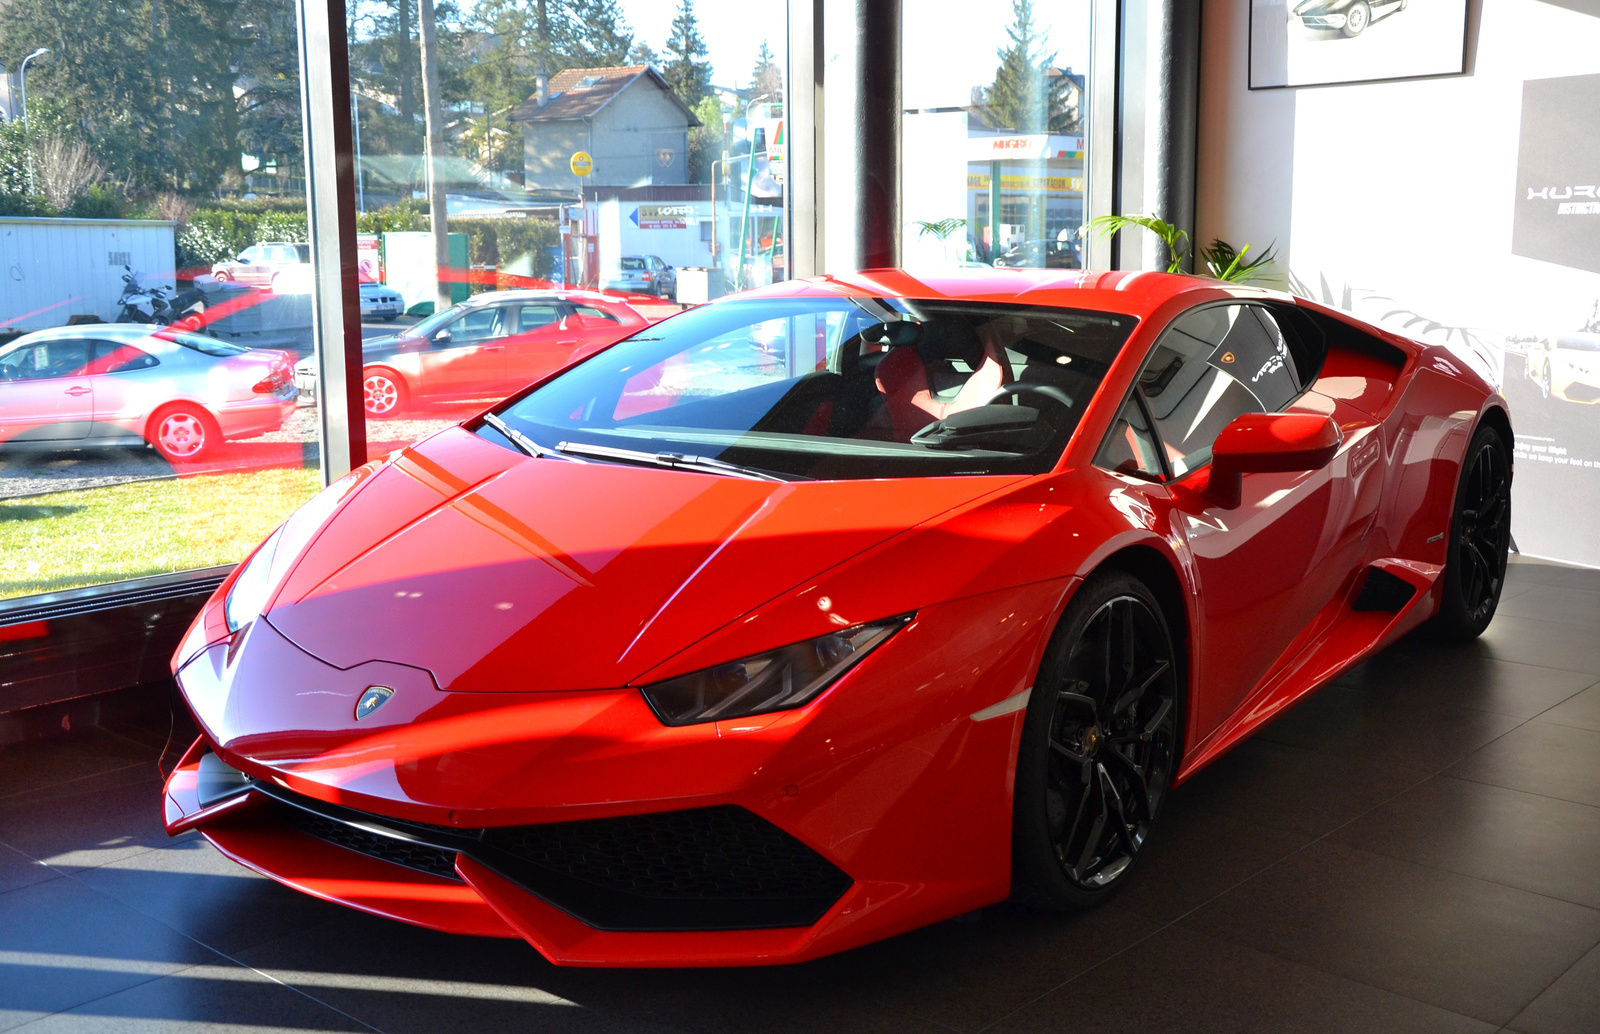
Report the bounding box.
[479,805,854,932]
[273,801,463,882]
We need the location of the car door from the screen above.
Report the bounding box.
[1133,303,1362,740]
[498,301,569,391]
[415,304,508,400]
[0,338,95,443]
[84,338,163,439]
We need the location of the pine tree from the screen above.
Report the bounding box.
[560,0,633,67]
[749,39,782,105]
[662,0,712,109]
[984,0,1074,134]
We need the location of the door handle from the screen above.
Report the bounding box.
[484,346,505,352]
[65,386,92,396]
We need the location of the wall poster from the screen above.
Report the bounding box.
[1249,0,1468,89]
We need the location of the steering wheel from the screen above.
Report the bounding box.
[986,383,1074,410]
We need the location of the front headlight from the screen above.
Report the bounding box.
[639,615,912,726]
[224,527,282,632]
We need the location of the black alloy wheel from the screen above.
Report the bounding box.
[1012,571,1180,910]
[1430,424,1512,640]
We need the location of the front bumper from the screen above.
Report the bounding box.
[1297,12,1348,27]
[166,580,1066,965]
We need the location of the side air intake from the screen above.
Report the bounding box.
[1352,567,1418,612]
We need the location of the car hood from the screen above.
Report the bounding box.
[262,427,1021,694]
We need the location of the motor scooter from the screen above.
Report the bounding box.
[115,266,175,324]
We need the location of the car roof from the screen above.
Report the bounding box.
[735,268,1281,322]
[465,288,626,306]
[4,322,227,351]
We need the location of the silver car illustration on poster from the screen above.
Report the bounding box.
[1249,0,1468,89]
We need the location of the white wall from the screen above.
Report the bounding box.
[0,218,175,329]
[1199,0,1600,566]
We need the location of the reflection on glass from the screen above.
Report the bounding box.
[345,0,788,450]
[0,2,318,601]
[901,0,1090,272]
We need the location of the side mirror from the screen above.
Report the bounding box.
[1206,412,1341,509]
[433,329,451,343]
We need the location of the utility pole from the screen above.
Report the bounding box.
[417,0,451,314]
[19,48,49,197]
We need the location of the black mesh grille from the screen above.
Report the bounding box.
[476,805,853,931]
[256,783,851,932]
[272,801,463,882]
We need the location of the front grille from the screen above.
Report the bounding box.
[272,800,463,881]
[478,805,854,932]
[254,782,851,933]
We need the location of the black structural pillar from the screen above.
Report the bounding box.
[1113,0,1201,272]
[852,0,901,269]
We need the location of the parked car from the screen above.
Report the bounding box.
[602,255,677,299]
[0,324,296,462]
[294,289,647,417]
[993,238,1082,270]
[166,268,1512,966]
[213,242,311,290]
[359,280,405,321]
[1292,0,1406,37]
[1527,333,1600,403]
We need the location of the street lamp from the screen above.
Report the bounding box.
[19,47,49,196]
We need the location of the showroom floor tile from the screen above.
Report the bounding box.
[2,555,1599,1033]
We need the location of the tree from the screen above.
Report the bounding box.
[662,0,711,109]
[687,94,722,183]
[0,0,241,192]
[749,39,782,106]
[234,0,304,179]
[982,0,1076,134]
[559,0,633,67]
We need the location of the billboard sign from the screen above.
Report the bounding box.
[631,205,692,230]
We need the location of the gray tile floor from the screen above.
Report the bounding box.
[3,556,1599,1033]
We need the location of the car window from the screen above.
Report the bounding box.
[620,258,647,270]
[573,304,620,323]
[276,246,298,263]
[517,305,560,331]
[443,306,505,345]
[496,298,1136,481]
[0,339,92,381]
[294,244,311,263]
[1095,397,1164,481]
[1138,305,1288,477]
[238,247,259,263]
[90,340,160,374]
[170,331,250,357]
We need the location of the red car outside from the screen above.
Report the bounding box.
[295,289,648,418]
[165,268,1512,966]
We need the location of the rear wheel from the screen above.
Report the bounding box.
[1429,424,1512,640]
[1012,571,1181,910]
[363,367,407,418]
[149,404,218,463]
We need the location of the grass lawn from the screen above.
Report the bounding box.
[0,466,323,600]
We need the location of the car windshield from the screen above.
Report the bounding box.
[620,258,647,270]
[167,331,250,356]
[490,297,1136,480]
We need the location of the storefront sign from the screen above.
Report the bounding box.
[967,134,1086,161]
[966,173,1085,193]
[631,204,693,230]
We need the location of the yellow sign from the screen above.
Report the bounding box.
[966,173,1084,193]
[570,151,593,177]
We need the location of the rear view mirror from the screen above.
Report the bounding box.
[1206,412,1341,509]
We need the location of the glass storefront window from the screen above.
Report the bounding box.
[0,3,319,601]
[342,0,789,453]
[901,0,1091,272]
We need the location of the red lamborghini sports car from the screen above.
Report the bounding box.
[162,268,1512,967]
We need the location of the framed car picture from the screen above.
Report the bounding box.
[1249,0,1469,89]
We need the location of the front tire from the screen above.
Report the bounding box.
[1012,571,1181,911]
[1342,1,1370,35]
[363,367,407,418]
[1428,424,1512,640]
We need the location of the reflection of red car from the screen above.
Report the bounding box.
[0,324,296,462]
[295,289,647,417]
[165,269,1512,967]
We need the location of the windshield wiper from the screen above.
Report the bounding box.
[481,413,578,462]
[553,440,803,482]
